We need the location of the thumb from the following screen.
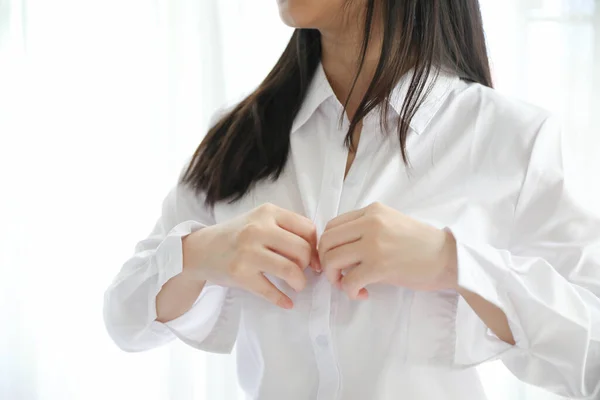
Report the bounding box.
[308,226,322,272]
[341,266,379,300]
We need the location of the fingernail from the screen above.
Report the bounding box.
[314,259,322,272]
[312,260,322,273]
[357,288,369,300]
[281,298,294,309]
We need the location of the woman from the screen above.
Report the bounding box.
[104,0,600,399]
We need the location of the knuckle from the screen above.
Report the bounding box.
[281,265,297,282]
[227,259,246,277]
[228,249,255,276]
[341,277,353,290]
[236,245,255,260]
[371,201,384,209]
[298,245,311,267]
[257,202,277,215]
[368,201,384,213]
[290,263,304,278]
[326,271,341,287]
[237,223,263,244]
[370,213,387,228]
[295,276,307,292]
[342,274,358,289]
[300,253,311,269]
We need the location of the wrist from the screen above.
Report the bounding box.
[438,227,459,290]
[181,227,211,283]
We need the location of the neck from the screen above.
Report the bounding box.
[319,18,383,120]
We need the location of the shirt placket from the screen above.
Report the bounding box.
[308,110,352,400]
[338,115,378,214]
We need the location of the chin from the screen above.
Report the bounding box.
[277,0,342,29]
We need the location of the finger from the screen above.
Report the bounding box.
[264,227,313,270]
[318,218,363,257]
[332,264,360,291]
[341,265,382,300]
[273,209,321,272]
[324,207,367,231]
[259,248,307,292]
[309,229,322,272]
[245,275,294,310]
[301,223,321,272]
[273,207,315,241]
[322,242,363,286]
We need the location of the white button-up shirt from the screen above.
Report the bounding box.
[104,64,600,400]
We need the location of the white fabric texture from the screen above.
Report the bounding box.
[2,1,600,400]
[104,63,600,400]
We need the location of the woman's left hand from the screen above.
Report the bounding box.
[318,202,459,299]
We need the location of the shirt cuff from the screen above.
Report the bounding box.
[450,229,527,365]
[162,284,238,353]
[151,220,239,353]
[154,220,207,286]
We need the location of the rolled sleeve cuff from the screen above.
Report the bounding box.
[163,284,239,354]
[149,220,239,353]
[155,220,207,286]
[450,230,528,365]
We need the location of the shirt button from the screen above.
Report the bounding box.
[316,335,329,348]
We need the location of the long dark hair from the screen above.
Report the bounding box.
[182,0,492,206]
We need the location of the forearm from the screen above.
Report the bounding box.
[156,234,206,323]
[443,229,515,345]
[156,273,206,323]
[458,287,515,345]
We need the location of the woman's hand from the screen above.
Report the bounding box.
[318,202,458,299]
[183,203,321,309]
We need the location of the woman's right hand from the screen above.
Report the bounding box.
[182,203,321,309]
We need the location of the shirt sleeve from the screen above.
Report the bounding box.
[452,116,600,398]
[103,173,240,354]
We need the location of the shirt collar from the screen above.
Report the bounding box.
[388,67,460,135]
[291,63,335,134]
[291,63,460,135]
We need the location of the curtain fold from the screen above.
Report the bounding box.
[0,1,597,399]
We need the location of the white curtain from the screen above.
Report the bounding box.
[0,1,598,399]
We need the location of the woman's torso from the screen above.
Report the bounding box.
[210,67,548,399]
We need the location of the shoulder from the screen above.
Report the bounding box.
[452,82,551,134]
[445,81,556,164]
